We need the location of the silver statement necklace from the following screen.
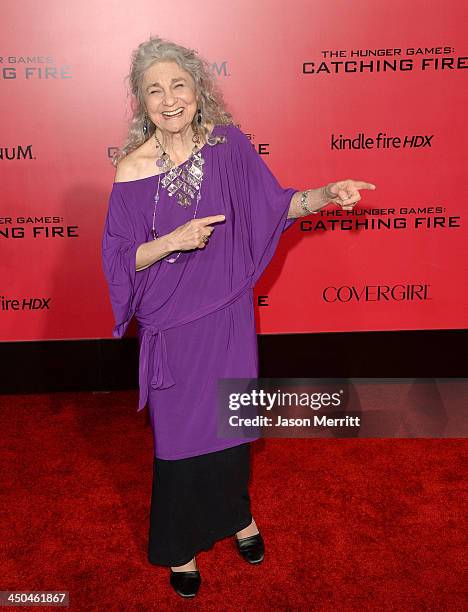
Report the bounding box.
[151,126,205,263]
[155,133,205,208]
[151,125,223,264]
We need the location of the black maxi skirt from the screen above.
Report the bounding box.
[147,441,253,567]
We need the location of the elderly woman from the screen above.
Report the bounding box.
[101,35,375,598]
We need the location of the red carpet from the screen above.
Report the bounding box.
[1,391,466,611]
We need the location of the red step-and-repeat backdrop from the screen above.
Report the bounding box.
[1,0,467,341]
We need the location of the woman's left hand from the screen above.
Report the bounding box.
[325,179,377,211]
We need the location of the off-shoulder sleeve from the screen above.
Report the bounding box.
[101,186,147,338]
[233,128,299,285]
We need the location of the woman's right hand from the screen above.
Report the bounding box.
[169,215,226,251]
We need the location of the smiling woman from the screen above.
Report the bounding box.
[103,35,279,599]
[102,33,375,601]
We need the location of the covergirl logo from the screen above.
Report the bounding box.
[323,284,431,302]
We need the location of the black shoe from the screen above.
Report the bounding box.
[235,532,265,564]
[169,569,201,598]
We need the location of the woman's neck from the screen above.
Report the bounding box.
[156,125,196,163]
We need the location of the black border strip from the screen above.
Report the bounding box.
[0,329,466,395]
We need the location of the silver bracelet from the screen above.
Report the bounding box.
[300,190,318,215]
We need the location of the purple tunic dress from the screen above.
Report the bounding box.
[101,124,298,459]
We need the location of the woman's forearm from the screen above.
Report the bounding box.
[136,234,176,271]
[287,185,334,219]
[137,185,333,270]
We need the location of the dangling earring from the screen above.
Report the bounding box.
[143,113,148,137]
[192,108,202,145]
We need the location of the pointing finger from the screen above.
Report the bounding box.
[354,182,376,190]
[196,215,226,225]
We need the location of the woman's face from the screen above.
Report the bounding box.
[142,61,198,136]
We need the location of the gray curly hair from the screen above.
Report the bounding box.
[112,35,235,166]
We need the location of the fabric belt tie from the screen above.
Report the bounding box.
[136,276,254,412]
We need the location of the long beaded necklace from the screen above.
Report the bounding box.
[151,127,206,264]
